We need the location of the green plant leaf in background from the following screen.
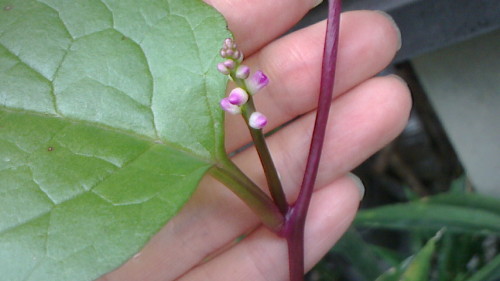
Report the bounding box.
[355,193,500,235]
[376,230,443,281]
[0,0,230,280]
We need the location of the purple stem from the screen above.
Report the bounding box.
[284,0,341,280]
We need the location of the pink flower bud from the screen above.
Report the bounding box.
[228,87,248,106]
[235,51,244,62]
[249,112,268,129]
[246,71,269,95]
[225,49,234,57]
[233,50,241,60]
[217,63,230,75]
[220,98,241,115]
[223,59,235,69]
[224,38,233,48]
[235,65,250,79]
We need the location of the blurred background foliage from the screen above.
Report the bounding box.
[307,176,500,281]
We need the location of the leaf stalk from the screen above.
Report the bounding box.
[209,156,284,232]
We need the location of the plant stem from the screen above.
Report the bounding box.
[285,0,342,280]
[242,98,289,215]
[209,156,284,232]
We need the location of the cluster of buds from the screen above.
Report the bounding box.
[219,38,243,69]
[217,38,270,130]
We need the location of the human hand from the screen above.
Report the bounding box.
[99,0,411,280]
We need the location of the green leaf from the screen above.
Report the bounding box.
[0,0,230,280]
[437,232,486,280]
[376,230,443,281]
[423,193,500,215]
[355,195,500,235]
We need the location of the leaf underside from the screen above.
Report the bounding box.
[0,0,230,280]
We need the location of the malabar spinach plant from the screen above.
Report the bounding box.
[0,0,341,280]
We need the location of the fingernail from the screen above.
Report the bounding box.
[375,10,402,51]
[312,0,323,8]
[348,173,365,201]
[388,74,408,86]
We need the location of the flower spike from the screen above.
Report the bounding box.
[249,112,268,129]
[217,39,269,130]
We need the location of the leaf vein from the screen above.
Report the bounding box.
[0,42,52,84]
[35,0,75,41]
[97,0,115,28]
[0,107,214,163]
[190,26,218,158]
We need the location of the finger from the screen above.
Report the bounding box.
[225,10,402,152]
[100,75,410,281]
[178,175,361,280]
[204,0,320,55]
[235,76,411,201]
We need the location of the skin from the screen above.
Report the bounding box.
[99,0,411,280]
